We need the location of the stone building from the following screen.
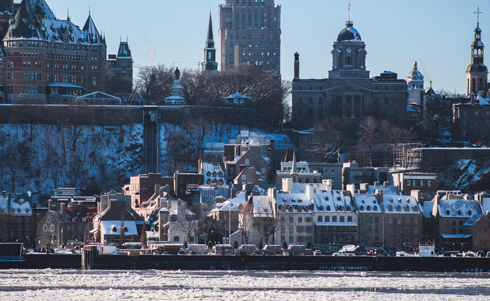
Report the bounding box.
[291,20,408,129]
[218,0,281,73]
[430,191,482,251]
[36,201,97,248]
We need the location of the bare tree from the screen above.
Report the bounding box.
[252,213,282,245]
[357,117,379,167]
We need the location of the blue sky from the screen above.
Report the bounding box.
[44,0,489,94]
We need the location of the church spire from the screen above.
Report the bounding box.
[202,13,218,72]
[466,6,488,97]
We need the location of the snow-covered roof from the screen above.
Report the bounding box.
[464,214,483,226]
[219,191,247,212]
[276,185,354,214]
[381,195,421,214]
[101,220,138,237]
[481,197,490,214]
[423,201,434,218]
[10,197,32,216]
[437,199,482,218]
[353,195,381,213]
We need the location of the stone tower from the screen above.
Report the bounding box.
[203,13,218,72]
[329,21,369,79]
[466,8,488,97]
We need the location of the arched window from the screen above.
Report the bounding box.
[457,210,462,216]
[388,205,393,212]
[366,206,371,211]
[396,205,401,212]
[405,205,410,212]
[359,206,364,211]
[413,205,419,212]
[445,209,450,215]
[468,210,472,215]
[248,13,252,21]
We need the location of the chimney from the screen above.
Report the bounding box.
[411,190,421,203]
[230,187,236,199]
[60,203,66,223]
[322,179,333,193]
[383,181,389,186]
[282,177,293,193]
[375,189,383,205]
[48,199,53,210]
[306,184,314,200]
[294,52,300,80]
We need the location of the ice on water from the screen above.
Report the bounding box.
[0,269,489,300]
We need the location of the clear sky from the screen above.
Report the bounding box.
[43,0,489,95]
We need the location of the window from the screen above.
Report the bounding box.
[51,225,55,231]
[174,236,180,242]
[318,216,322,222]
[43,225,47,232]
[298,217,302,223]
[92,76,97,85]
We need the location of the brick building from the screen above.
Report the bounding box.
[0,0,132,103]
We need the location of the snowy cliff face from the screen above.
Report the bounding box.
[435,158,490,192]
[0,122,293,200]
[0,124,144,197]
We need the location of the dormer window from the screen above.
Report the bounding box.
[360,206,364,211]
[390,199,393,203]
[398,198,402,203]
[361,200,365,204]
[111,226,117,232]
[123,226,128,232]
[468,210,472,215]
[326,205,331,211]
[406,198,410,203]
[388,205,393,212]
[373,206,378,211]
[396,205,401,212]
[413,206,418,212]
[457,210,462,216]
[405,205,410,212]
[446,210,450,215]
[366,206,371,211]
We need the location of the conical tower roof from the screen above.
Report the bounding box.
[205,13,214,48]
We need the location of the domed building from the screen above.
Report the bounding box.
[406,61,425,106]
[291,20,408,130]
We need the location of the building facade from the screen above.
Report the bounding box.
[291,21,408,129]
[0,0,132,103]
[218,0,281,73]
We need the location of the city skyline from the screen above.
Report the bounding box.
[42,0,489,94]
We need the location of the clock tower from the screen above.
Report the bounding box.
[329,21,369,79]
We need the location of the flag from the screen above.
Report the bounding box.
[348,2,351,11]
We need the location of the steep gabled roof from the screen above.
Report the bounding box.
[10,0,40,39]
[82,14,100,44]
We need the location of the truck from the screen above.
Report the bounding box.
[213,244,233,256]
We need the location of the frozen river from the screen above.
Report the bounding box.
[0,269,489,300]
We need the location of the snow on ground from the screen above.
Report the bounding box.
[0,269,489,301]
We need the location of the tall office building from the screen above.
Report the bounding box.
[218,0,281,73]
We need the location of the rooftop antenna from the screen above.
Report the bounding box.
[474,6,483,24]
[67,8,70,21]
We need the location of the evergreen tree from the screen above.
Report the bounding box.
[233,240,239,249]
[257,240,263,250]
[207,241,213,250]
[306,240,312,249]
[282,241,288,250]
[183,240,188,249]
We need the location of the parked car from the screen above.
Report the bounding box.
[313,250,322,256]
